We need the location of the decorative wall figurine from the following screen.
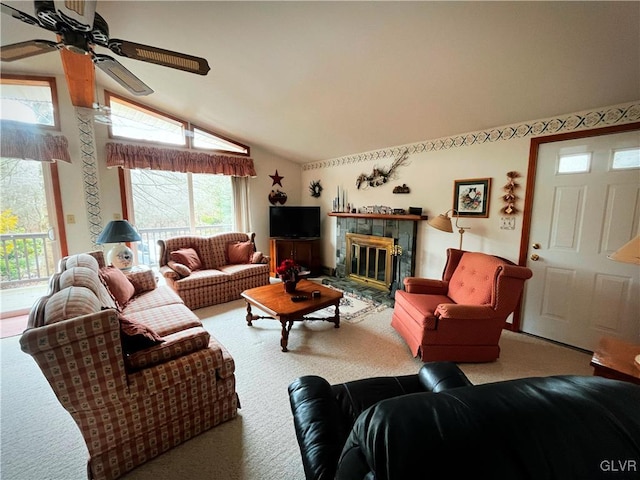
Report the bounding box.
[356,149,410,189]
[392,184,410,194]
[269,170,284,187]
[309,180,323,198]
[501,171,520,215]
[268,189,287,205]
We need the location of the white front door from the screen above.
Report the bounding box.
[522,130,640,351]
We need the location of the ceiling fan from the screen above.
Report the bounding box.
[0,0,210,107]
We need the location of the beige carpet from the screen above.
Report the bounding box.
[0,300,592,480]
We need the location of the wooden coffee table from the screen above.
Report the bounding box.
[241,280,343,352]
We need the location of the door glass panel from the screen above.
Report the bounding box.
[558,153,591,174]
[612,147,640,170]
[0,158,57,313]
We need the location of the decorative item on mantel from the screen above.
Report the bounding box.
[392,184,410,194]
[276,258,302,293]
[356,149,410,189]
[363,205,395,214]
[333,186,349,212]
[501,171,520,215]
[309,180,323,198]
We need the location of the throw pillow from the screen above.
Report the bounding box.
[99,266,136,309]
[251,251,264,264]
[119,314,164,354]
[170,248,202,271]
[168,260,191,277]
[227,241,253,264]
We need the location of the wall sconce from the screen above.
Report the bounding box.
[428,209,470,250]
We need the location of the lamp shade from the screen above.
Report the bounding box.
[608,235,640,265]
[96,220,141,244]
[428,213,454,233]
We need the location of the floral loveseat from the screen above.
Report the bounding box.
[20,251,238,480]
[158,232,270,310]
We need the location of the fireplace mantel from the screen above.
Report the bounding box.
[328,212,428,221]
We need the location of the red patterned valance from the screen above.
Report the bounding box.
[106,143,257,177]
[0,123,71,163]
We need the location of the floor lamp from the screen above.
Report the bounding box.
[428,209,470,250]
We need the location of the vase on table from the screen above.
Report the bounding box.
[283,279,298,293]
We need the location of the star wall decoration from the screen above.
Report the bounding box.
[270,170,284,187]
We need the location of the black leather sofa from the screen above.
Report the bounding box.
[288,362,640,480]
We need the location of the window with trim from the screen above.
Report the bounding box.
[105,91,249,155]
[1,75,60,129]
[0,75,63,284]
[105,91,247,263]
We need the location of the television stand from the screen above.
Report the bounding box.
[269,237,322,277]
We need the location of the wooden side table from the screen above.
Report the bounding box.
[590,336,640,385]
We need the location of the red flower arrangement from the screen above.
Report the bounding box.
[276,258,301,281]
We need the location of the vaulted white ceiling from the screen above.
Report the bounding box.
[2,1,639,163]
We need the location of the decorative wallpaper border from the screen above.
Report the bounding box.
[76,109,103,246]
[303,102,640,171]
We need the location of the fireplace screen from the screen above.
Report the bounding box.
[346,233,395,290]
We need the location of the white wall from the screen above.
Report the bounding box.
[301,139,529,279]
[301,102,639,279]
[247,145,302,254]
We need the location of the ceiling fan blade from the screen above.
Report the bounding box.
[0,40,59,62]
[53,0,96,32]
[0,2,39,26]
[93,53,154,96]
[108,39,210,75]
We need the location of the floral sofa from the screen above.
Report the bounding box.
[158,232,270,310]
[20,251,238,480]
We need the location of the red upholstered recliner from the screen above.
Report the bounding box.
[391,249,533,362]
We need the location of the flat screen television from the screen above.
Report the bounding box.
[269,206,321,238]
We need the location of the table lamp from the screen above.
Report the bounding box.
[96,220,141,270]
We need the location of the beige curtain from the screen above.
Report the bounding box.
[0,123,71,163]
[232,176,252,232]
[106,142,256,176]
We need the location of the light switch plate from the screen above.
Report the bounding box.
[500,217,516,230]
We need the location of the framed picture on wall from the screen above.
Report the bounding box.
[453,178,491,217]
